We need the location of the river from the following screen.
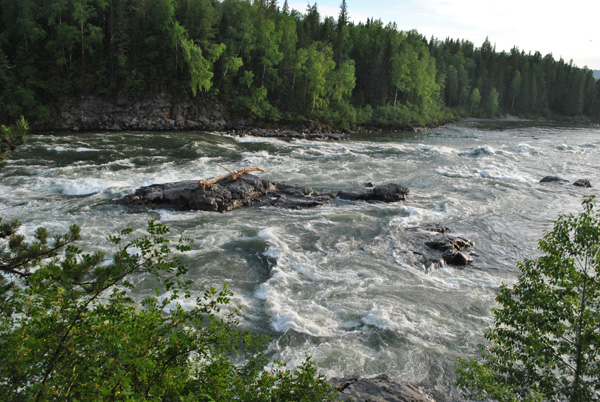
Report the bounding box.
[1,121,598,400]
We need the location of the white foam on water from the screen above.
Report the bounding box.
[232,135,291,146]
[414,144,455,154]
[241,150,288,166]
[500,143,539,155]
[458,146,496,156]
[476,165,535,183]
[106,158,136,168]
[59,180,106,195]
[254,227,342,336]
[361,305,397,331]
[436,164,535,184]
[435,168,478,179]
[388,205,446,228]
[554,143,573,151]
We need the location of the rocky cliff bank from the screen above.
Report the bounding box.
[46,94,345,139]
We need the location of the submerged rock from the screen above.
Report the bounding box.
[119,174,407,212]
[329,374,436,402]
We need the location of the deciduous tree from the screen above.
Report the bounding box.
[457,197,600,402]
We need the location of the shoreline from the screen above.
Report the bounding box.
[32,93,597,137]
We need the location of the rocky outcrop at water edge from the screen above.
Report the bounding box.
[329,374,436,402]
[47,94,346,140]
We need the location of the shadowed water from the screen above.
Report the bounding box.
[1,122,598,400]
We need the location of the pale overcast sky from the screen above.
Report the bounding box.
[288,0,600,70]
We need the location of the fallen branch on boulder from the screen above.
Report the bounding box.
[198,167,269,189]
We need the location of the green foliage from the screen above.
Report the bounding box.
[469,88,481,115]
[2,0,598,128]
[456,197,600,402]
[0,116,27,169]
[482,87,500,118]
[0,218,335,401]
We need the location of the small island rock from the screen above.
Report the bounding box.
[119,174,408,212]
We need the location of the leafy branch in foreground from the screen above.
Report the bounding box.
[0,219,334,401]
[0,115,27,169]
[456,196,600,401]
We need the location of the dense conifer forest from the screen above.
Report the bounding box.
[1,0,599,129]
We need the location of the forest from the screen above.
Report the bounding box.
[1,0,599,130]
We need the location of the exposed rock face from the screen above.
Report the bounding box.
[50,94,236,131]
[329,375,436,402]
[47,94,347,140]
[338,183,409,203]
[118,174,406,212]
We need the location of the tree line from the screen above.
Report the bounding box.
[1,0,599,129]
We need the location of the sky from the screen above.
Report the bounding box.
[288,0,600,70]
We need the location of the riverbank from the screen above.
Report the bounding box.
[41,93,447,136]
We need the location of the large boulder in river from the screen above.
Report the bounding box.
[119,174,278,212]
[329,374,436,402]
[119,173,409,212]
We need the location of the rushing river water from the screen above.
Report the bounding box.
[1,121,599,400]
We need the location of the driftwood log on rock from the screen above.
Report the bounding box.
[198,167,268,189]
[119,169,409,212]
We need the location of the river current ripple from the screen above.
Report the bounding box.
[1,121,598,400]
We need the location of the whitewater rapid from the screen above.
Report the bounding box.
[1,122,598,400]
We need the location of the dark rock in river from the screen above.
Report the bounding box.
[540,176,592,188]
[338,183,409,203]
[425,236,475,267]
[392,225,477,271]
[119,174,406,212]
[329,374,435,402]
[573,179,592,188]
[540,176,567,183]
[119,175,276,212]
